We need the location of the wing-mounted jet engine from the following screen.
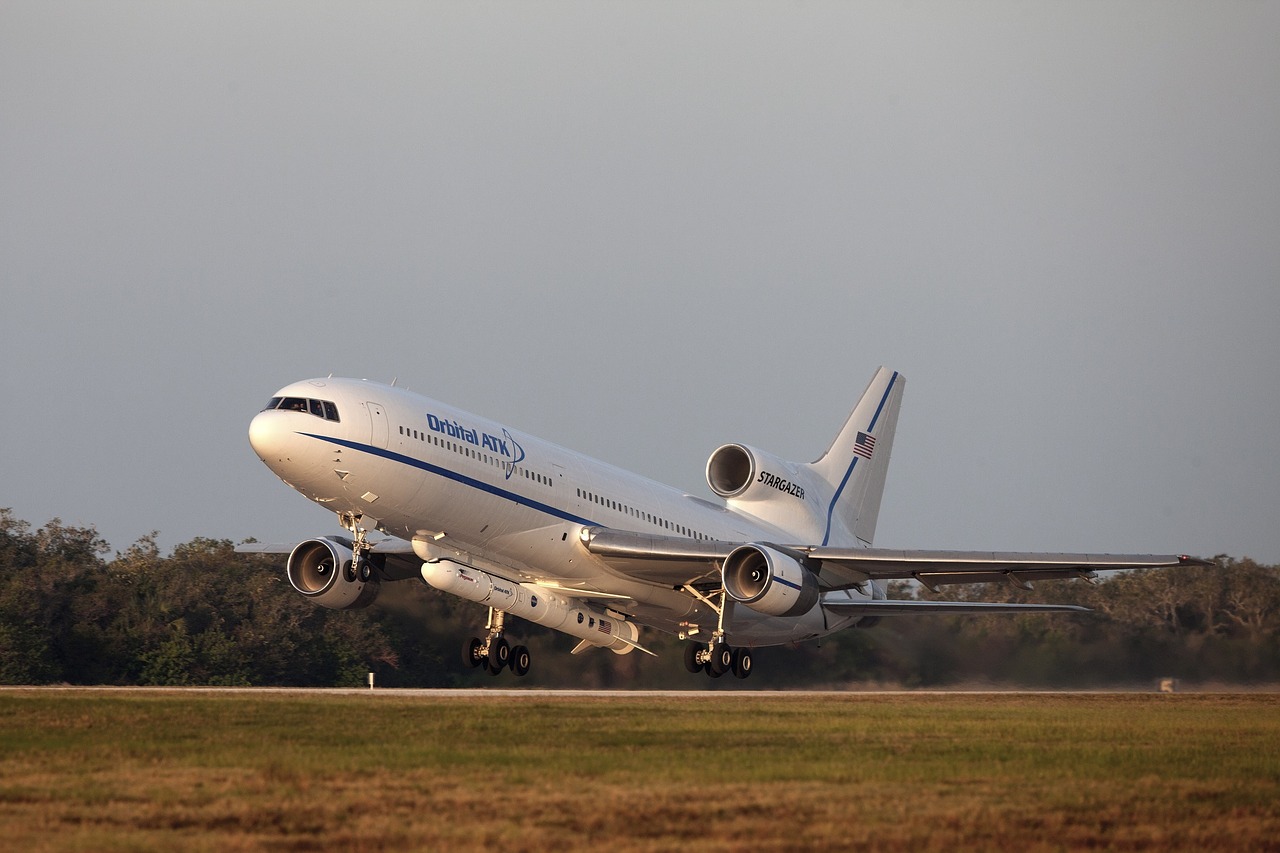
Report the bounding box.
[721,543,820,617]
[286,537,381,610]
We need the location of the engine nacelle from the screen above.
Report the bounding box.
[287,537,381,610]
[706,443,828,541]
[707,443,770,498]
[707,443,821,502]
[722,543,819,618]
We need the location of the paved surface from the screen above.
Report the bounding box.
[5,686,1269,697]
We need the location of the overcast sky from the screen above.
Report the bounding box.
[3,2,1278,564]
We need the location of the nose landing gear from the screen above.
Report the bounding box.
[339,511,377,582]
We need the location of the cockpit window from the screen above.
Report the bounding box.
[261,396,340,422]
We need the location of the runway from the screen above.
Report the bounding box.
[4,685,1270,697]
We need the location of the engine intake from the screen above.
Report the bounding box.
[722,543,819,617]
[706,443,819,507]
[287,537,381,610]
[707,444,755,498]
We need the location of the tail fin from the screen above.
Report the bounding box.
[807,367,904,547]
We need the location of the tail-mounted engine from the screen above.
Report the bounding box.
[707,443,773,498]
[706,444,828,541]
[287,537,381,610]
[722,543,819,617]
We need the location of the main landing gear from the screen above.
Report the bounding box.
[680,584,752,679]
[684,641,753,679]
[462,607,531,677]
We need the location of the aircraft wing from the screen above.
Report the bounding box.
[235,536,423,579]
[234,542,295,554]
[818,598,1089,615]
[235,538,418,555]
[580,528,734,587]
[580,528,1207,591]
[803,548,1208,591]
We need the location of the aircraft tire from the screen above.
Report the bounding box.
[487,637,510,673]
[708,644,733,676]
[511,645,531,677]
[731,648,753,679]
[462,637,483,668]
[683,643,703,674]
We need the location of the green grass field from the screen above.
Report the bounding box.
[1,690,1277,851]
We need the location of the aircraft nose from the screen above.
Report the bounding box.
[248,411,286,462]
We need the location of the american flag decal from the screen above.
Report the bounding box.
[854,431,876,459]
[599,619,612,635]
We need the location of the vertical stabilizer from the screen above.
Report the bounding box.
[807,367,904,547]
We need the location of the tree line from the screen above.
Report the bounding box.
[2,509,1276,688]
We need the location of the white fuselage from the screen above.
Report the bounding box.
[249,377,871,645]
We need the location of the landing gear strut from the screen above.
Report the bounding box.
[339,511,376,582]
[462,607,531,677]
[680,584,753,679]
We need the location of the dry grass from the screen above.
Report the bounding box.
[1,691,1277,851]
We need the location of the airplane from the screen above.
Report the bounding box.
[239,367,1204,680]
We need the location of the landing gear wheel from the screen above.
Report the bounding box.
[684,643,704,674]
[462,637,483,668]
[708,644,733,677]
[731,648,753,679]
[487,637,510,674]
[358,559,374,583]
[510,645,531,677]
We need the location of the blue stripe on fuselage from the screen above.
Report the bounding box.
[299,432,598,529]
